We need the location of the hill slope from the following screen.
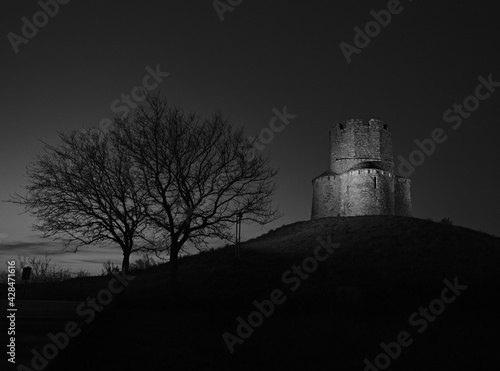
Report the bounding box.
[33,216,500,370]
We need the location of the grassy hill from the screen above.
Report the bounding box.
[17,216,500,370]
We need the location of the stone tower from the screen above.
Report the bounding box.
[311,119,411,219]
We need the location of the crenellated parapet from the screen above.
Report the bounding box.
[334,118,390,132]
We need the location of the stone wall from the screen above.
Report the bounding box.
[339,169,394,216]
[394,177,412,216]
[330,119,394,174]
[311,172,341,218]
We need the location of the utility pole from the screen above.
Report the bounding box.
[235,212,242,259]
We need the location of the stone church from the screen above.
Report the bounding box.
[311,119,412,219]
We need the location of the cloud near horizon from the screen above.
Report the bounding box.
[0,239,124,275]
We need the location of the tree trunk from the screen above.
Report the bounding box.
[122,252,130,274]
[169,244,179,295]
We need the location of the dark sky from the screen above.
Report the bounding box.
[1,0,499,273]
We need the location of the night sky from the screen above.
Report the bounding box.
[1,0,499,274]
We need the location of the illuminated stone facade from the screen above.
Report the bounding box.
[311,119,412,218]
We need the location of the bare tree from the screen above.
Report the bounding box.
[9,128,149,273]
[114,94,280,292]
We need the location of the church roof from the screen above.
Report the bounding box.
[347,161,386,171]
[312,169,338,181]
